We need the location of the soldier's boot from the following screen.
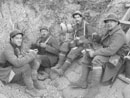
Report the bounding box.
[91,66,102,86]
[70,63,90,89]
[24,78,42,97]
[32,69,46,90]
[55,59,71,76]
[33,80,46,89]
[52,53,66,70]
[23,66,42,97]
[30,59,46,89]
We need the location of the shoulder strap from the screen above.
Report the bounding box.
[44,36,52,44]
[84,21,89,37]
[84,21,86,36]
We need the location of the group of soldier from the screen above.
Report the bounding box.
[0,10,129,97]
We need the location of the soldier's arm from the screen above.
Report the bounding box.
[4,47,36,67]
[45,37,59,55]
[94,33,126,56]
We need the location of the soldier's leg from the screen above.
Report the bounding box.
[31,59,46,89]
[55,46,83,76]
[36,55,50,80]
[13,64,42,97]
[92,55,109,85]
[52,41,70,69]
[70,51,92,88]
[30,56,41,81]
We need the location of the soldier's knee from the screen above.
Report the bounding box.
[60,42,70,52]
[67,51,75,61]
[92,56,103,67]
[24,64,31,72]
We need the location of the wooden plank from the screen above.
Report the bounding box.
[118,74,130,84]
[121,8,130,21]
[126,28,130,43]
[125,3,130,8]
[120,20,130,26]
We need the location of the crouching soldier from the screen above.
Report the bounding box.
[0,30,45,97]
[72,13,127,88]
[53,11,95,77]
[33,27,59,75]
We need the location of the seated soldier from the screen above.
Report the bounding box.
[0,30,45,97]
[51,23,73,70]
[52,11,95,76]
[70,13,127,88]
[32,27,60,77]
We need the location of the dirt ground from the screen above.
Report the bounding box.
[0,60,128,98]
[0,0,130,98]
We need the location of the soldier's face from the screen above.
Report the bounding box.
[11,34,23,47]
[74,14,82,24]
[105,20,118,30]
[41,30,49,38]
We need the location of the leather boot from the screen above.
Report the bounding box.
[51,53,66,70]
[23,70,42,97]
[70,63,90,89]
[91,66,102,86]
[55,60,71,76]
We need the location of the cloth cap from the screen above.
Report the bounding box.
[10,30,23,38]
[104,13,119,23]
[72,11,83,18]
[40,26,51,33]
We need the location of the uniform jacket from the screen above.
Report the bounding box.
[95,25,127,82]
[94,25,127,56]
[73,20,95,47]
[0,42,36,82]
[35,35,60,66]
[36,35,59,56]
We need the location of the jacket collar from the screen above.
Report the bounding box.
[101,25,121,42]
[10,41,21,49]
[108,25,121,36]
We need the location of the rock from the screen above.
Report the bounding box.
[0,93,7,98]
[65,59,82,82]
[56,77,70,90]
[50,70,60,80]
[63,87,87,98]
[65,71,81,82]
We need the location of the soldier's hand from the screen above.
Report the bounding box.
[40,43,46,48]
[124,56,130,60]
[34,49,38,53]
[86,49,95,57]
[78,40,83,44]
[92,32,98,40]
[29,49,38,54]
[75,37,80,40]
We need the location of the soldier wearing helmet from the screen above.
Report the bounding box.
[53,10,95,88]
[80,13,127,87]
[0,30,46,97]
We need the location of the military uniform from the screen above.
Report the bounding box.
[36,35,59,68]
[0,31,45,97]
[53,19,95,75]
[83,25,127,83]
